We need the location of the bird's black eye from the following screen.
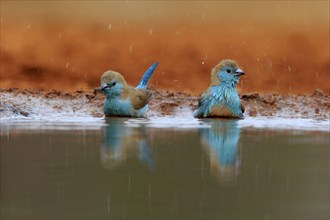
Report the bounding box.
[226,69,231,73]
[112,82,116,86]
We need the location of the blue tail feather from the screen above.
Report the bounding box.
[137,62,159,89]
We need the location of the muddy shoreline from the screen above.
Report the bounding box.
[0,88,329,120]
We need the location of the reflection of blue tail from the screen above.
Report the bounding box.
[137,62,159,89]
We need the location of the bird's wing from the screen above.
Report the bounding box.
[194,90,212,118]
[129,87,152,110]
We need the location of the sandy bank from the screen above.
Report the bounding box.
[0,88,329,120]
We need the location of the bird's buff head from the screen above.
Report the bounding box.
[100,70,127,96]
[210,59,245,86]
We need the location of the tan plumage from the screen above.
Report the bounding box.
[101,70,127,87]
[122,87,152,110]
[101,70,152,110]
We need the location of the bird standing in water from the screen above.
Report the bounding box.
[100,62,159,117]
[194,59,245,118]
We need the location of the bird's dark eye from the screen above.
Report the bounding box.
[226,69,231,73]
[112,82,116,86]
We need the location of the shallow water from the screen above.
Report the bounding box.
[1,118,329,219]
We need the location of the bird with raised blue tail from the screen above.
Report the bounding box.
[194,59,245,118]
[100,62,159,117]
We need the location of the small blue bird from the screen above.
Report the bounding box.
[100,62,159,117]
[194,59,245,118]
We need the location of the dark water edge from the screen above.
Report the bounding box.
[0,119,329,219]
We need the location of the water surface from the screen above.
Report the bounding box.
[1,118,329,219]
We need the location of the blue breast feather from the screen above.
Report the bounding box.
[194,85,242,118]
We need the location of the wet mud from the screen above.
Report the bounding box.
[1,88,329,120]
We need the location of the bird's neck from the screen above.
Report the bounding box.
[214,81,238,91]
[105,86,126,99]
[105,92,121,99]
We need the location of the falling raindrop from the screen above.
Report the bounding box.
[27,25,31,29]
[149,29,153,35]
[66,62,70,69]
[108,24,112,30]
[202,54,208,64]
[58,32,62,39]
[288,66,291,72]
[129,45,133,53]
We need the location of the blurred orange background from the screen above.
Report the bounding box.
[1,1,329,94]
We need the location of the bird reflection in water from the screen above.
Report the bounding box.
[201,119,241,185]
[100,118,155,170]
